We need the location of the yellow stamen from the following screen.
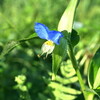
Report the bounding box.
[41,40,55,57]
[44,40,54,46]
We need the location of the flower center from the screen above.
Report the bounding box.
[41,40,55,57]
[44,40,54,46]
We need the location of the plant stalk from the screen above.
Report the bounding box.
[68,43,88,100]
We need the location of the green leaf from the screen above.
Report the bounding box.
[94,88,100,98]
[48,82,81,100]
[88,48,100,89]
[70,29,80,47]
[19,33,38,42]
[0,33,37,59]
[58,0,80,32]
[55,61,78,85]
[0,40,19,58]
[52,36,67,80]
[86,88,100,98]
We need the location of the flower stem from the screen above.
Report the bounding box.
[68,43,88,100]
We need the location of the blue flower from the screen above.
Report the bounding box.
[34,23,63,45]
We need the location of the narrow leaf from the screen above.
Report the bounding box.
[0,33,37,58]
[88,48,100,89]
[86,88,100,98]
[52,37,67,80]
[19,33,38,42]
[58,0,80,32]
[94,89,100,98]
[0,41,19,58]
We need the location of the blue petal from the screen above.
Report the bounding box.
[48,31,63,45]
[34,23,50,39]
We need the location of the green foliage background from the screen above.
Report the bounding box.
[0,0,100,100]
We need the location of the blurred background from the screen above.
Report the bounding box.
[0,0,100,100]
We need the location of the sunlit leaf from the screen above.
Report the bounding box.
[58,0,80,32]
[48,82,81,100]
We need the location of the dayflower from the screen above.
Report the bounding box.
[34,23,63,56]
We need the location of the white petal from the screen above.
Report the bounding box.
[41,41,55,56]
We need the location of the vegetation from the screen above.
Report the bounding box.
[0,0,100,100]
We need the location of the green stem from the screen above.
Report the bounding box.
[68,43,88,100]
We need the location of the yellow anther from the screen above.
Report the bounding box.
[44,40,54,46]
[41,40,55,57]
